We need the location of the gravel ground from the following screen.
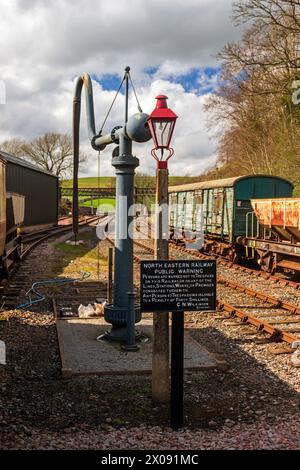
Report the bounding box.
[1,227,300,450]
[2,417,300,450]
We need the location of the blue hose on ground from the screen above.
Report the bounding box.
[15,271,91,310]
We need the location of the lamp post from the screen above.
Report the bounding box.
[147,95,178,402]
[147,95,178,170]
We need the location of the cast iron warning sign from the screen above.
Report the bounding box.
[140,259,216,312]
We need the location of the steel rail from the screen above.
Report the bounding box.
[216,301,298,344]
[145,221,300,288]
[135,237,300,315]
[129,235,300,345]
[169,239,300,290]
[21,215,101,260]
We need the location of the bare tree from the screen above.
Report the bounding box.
[229,0,300,73]
[233,0,300,34]
[0,133,86,179]
[0,138,25,157]
[204,0,300,191]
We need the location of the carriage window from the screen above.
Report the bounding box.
[213,188,223,214]
[195,190,203,205]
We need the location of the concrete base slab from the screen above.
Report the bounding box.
[56,317,222,377]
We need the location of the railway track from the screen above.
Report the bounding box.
[170,239,300,289]
[143,219,300,293]
[20,216,100,259]
[119,224,300,346]
[145,217,300,289]
[8,212,300,346]
[1,215,102,309]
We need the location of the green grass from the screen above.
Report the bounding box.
[53,229,108,278]
[55,242,87,255]
[62,177,115,188]
[62,176,199,189]
[80,198,116,210]
[55,233,107,264]
[55,242,106,263]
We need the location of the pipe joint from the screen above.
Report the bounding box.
[91,134,106,151]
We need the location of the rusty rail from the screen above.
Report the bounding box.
[129,235,300,345]
[21,215,101,260]
[169,239,300,290]
[217,302,298,344]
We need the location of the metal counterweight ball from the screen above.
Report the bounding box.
[125,112,151,143]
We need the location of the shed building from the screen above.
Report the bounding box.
[0,151,59,230]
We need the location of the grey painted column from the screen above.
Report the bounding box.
[112,132,138,307]
[103,131,141,341]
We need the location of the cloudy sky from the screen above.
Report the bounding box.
[0,0,242,177]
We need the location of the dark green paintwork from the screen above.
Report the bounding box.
[169,175,293,243]
[233,176,293,238]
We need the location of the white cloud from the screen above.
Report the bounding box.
[0,0,242,176]
[78,78,218,177]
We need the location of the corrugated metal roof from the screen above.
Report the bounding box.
[169,176,242,192]
[0,151,58,178]
[168,175,293,193]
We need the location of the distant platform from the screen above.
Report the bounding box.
[56,318,225,377]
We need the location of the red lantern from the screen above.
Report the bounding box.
[147,95,177,169]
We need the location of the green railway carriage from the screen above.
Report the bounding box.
[168,175,293,243]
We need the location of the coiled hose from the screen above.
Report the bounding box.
[15,271,90,310]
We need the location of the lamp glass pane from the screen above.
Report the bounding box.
[153,120,173,148]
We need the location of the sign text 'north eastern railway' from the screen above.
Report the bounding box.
[140,260,216,312]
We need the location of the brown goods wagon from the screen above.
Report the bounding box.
[248,198,300,273]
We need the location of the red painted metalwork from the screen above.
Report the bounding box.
[148,95,177,168]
